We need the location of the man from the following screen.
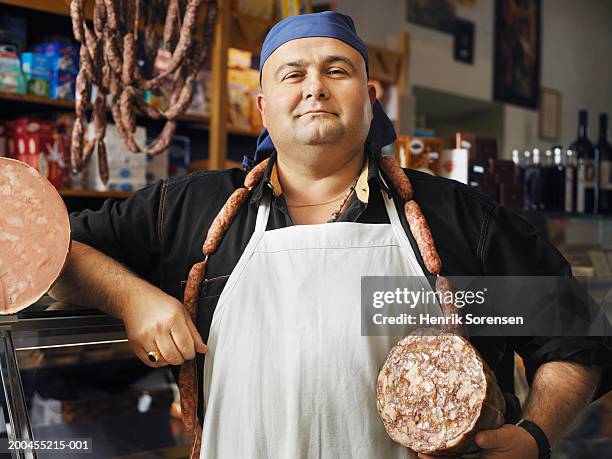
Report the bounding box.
[50,11,610,459]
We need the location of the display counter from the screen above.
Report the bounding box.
[0,296,193,459]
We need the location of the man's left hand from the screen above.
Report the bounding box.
[416,424,539,459]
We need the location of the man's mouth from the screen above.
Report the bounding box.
[299,110,337,117]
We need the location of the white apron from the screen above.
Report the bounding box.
[200,180,442,458]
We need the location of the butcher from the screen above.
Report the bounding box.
[50,11,610,459]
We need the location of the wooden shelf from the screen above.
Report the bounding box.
[59,189,132,199]
[0,93,262,137]
[0,91,210,119]
[1,0,71,16]
[0,91,75,108]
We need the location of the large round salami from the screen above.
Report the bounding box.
[377,333,506,455]
[0,158,71,314]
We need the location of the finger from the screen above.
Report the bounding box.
[155,331,185,365]
[184,310,208,354]
[475,428,502,450]
[127,339,164,368]
[169,319,197,361]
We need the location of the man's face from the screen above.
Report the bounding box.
[257,37,376,154]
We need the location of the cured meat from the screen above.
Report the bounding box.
[179,359,198,433]
[69,0,218,182]
[244,158,270,189]
[379,155,413,202]
[435,276,467,337]
[0,158,71,314]
[404,200,441,276]
[203,187,250,255]
[377,333,505,455]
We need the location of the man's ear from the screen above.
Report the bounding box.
[256,93,267,128]
[367,83,377,107]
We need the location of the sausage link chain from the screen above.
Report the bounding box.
[378,157,465,330]
[178,158,269,457]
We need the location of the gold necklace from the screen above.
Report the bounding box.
[326,175,359,223]
[284,156,366,221]
[285,190,350,208]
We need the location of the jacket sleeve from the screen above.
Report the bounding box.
[481,204,612,401]
[68,180,164,283]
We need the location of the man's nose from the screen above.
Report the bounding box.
[303,73,329,100]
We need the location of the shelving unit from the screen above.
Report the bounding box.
[0,0,261,169]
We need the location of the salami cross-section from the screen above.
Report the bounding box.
[377,333,505,455]
[0,158,71,314]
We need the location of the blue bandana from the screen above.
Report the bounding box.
[243,11,396,170]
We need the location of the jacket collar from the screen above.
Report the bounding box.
[249,148,389,205]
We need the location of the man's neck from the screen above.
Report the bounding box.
[276,147,366,207]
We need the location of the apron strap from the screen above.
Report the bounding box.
[379,170,403,230]
[254,191,272,235]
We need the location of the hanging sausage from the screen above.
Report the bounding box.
[69,0,218,183]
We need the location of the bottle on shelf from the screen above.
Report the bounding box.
[512,149,524,184]
[570,110,597,213]
[564,148,576,213]
[551,147,566,211]
[521,150,531,209]
[541,149,554,210]
[595,113,612,214]
[524,148,543,210]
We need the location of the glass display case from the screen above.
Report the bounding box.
[0,296,193,459]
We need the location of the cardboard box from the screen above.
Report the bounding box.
[396,136,443,175]
[86,123,146,191]
[21,52,52,97]
[32,42,80,75]
[227,68,260,130]
[7,118,67,189]
[146,150,169,185]
[438,149,469,184]
[0,44,25,94]
[50,73,76,100]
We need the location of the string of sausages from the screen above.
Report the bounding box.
[178,155,459,458]
[179,158,269,458]
[70,0,218,183]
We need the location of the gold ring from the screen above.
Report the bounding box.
[147,351,162,363]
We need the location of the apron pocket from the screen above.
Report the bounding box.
[200,274,230,299]
[197,275,230,342]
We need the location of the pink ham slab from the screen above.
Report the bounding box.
[0,158,70,314]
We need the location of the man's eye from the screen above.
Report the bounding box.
[284,72,301,80]
[328,68,346,75]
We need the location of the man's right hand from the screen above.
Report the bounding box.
[48,241,208,368]
[122,293,208,367]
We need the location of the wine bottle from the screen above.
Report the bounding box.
[570,110,596,213]
[552,148,565,211]
[595,113,612,214]
[524,149,543,210]
[541,149,554,210]
[564,149,576,213]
